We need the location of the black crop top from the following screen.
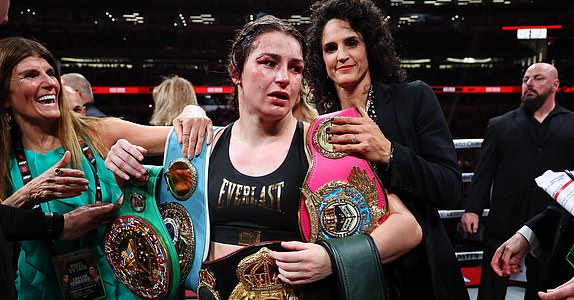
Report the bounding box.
[208,121,308,245]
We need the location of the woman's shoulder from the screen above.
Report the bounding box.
[387,80,432,92]
[380,80,436,106]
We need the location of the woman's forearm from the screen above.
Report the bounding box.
[370,193,422,263]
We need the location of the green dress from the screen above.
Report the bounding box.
[9,146,138,300]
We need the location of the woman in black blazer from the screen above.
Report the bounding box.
[305,0,468,299]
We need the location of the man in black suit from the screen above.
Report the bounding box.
[461,62,574,299]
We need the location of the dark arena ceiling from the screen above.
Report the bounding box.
[1,0,572,134]
[1,0,573,109]
[3,0,572,60]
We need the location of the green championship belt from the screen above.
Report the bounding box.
[104,165,181,299]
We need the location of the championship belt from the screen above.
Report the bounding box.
[197,242,298,300]
[300,107,389,242]
[158,128,211,291]
[104,165,181,299]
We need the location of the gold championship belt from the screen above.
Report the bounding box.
[300,107,389,242]
[197,242,298,300]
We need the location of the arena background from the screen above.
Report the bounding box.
[2,0,573,298]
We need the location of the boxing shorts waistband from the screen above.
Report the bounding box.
[212,225,302,246]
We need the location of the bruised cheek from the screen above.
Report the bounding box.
[251,69,267,90]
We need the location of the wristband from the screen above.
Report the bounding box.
[44,212,64,240]
[52,212,65,239]
[44,212,55,239]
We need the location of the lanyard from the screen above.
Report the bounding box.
[13,137,103,204]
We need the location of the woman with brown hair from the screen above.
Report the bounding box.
[0,36,173,299]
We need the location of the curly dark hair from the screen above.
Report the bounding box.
[305,0,406,112]
[227,15,306,111]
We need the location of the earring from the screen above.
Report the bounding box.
[1,111,11,130]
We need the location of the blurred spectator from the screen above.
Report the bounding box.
[63,86,86,116]
[150,75,197,126]
[0,0,9,24]
[61,73,106,117]
[292,82,318,123]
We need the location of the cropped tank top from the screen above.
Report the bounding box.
[208,121,308,245]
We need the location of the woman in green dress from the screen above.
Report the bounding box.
[0,37,173,299]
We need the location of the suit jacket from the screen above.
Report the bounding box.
[526,203,574,289]
[84,102,107,117]
[465,105,574,239]
[0,204,60,300]
[372,80,468,299]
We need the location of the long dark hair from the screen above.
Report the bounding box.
[305,0,406,112]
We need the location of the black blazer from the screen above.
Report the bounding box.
[465,105,574,239]
[372,81,468,300]
[526,203,574,289]
[0,204,61,300]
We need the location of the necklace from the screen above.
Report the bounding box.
[365,85,379,123]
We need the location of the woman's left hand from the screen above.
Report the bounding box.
[3,151,89,208]
[172,105,214,159]
[270,241,332,285]
[327,107,392,165]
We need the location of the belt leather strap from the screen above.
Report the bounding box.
[318,234,388,300]
[104,165,181,299]
[159,128,212,291]
[300,107,389,242]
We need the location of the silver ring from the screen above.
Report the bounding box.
[55,168,63,176]
[352,134,357,144]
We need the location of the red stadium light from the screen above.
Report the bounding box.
[92,86,235,94]
[432,86,521,94]
[501,25,562,30]
[432,86,573,94]
[91,85,572,95]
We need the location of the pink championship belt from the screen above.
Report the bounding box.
[300,107,389,242]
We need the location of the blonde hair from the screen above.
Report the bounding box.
[150,75,198,126]
[293,83,318,123]
[0,37,107,200]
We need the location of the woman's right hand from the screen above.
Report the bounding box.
[271,241,333,285]
[328,107,392,165]
[3,151,89,208]
[104,138,148,185]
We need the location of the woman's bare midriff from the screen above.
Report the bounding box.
[208,241,244,261]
